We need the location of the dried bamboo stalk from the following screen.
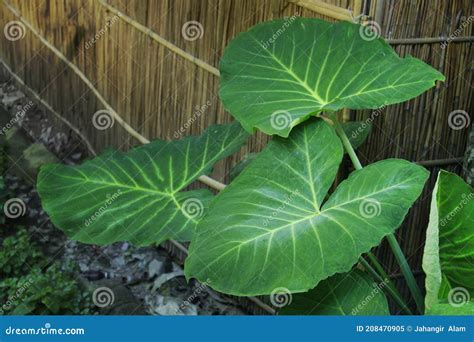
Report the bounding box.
[2,0,226,192]
[387,36,474,45]
[98,0,220,77]
[2,0,147,144]
[416,157,464,167]
[288,0,353,21]
[2,0,273,315]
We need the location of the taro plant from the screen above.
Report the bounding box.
[422,171,473,315]
[36,18,473,315]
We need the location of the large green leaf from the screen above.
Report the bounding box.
[280,269,389,315]
[37,123,249,246]
[427,301,474,316]
[185,119,428,295]
[422,171,474,315]
[219,18,444,137]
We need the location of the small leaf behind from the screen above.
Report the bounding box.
[280,269,389,315]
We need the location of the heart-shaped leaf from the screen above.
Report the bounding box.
[37,123,249,246]
[185,119,428,295]
[422,171,474,315]
[219,18,444,137]
[280,269,389,315]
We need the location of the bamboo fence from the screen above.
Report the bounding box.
[0,0,472,314]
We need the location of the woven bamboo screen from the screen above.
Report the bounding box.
[1,0,472,312]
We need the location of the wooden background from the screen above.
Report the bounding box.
[1,0,473,313]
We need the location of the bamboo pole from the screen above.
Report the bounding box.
[288,0,353,21]
[2,0,226,192]
[98,0,220,77]
[416,157,464,167]
[2,1,147,144]
[374,0,385,26]
[386,36,474,45]
[2,0,273,316]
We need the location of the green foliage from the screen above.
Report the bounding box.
[281,269,389,315]
[0,264,92,315]
[0,229,43,278]
[0,176,7,224]
[37,123,248,246]
[219,18,444,137]
[185,119,428,295]
[0,229,93,315]
[35,18,450,315]
[422,171,473,315]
